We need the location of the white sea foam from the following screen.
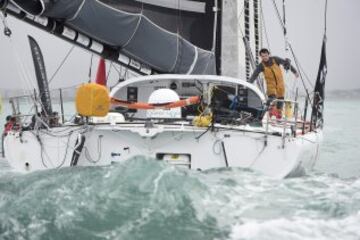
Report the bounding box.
[230,211,360,240]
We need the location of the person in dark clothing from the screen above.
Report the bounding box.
[249,48,299,118]
[3,116,16,135]
[2,116,16,157]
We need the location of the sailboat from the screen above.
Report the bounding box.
[1,0,327,178]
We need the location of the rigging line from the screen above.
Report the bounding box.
[54,83,82,91]
[115,64,127,82]
[324,0,328,36]
[288,43,312,106]
[195,125,211,140]
[0,29,33,94]
[211,0,219,52]
[0,10,11,36]
[232,2,263,87]
[272,0,288,52]
[177,0,184,34]
[109,65,125,89]
[285,76,299,99]
[84,135,103,163]
[37,129,80,168]
[88,54,93,83]
[55,131,73,169]
[271,0,313,93]
[227,1,265,93]
[115,63,129,80]
[297,62,314,88]
[229,1,245,44]
[0,13,35,100]
[48,45,75,85]
[292,81,298,100]
[32,131,52,168]
[260,0,271,50]
[230,0,252,65]
[106,60,113,81]
[282,0,289,51]
[282,0,286,35]
[221,141,229,167]
[8,38,36,96]
[247,142,266,168]
[287,44,313,88]
[111,64,121,76]
[169,0,182,73]
[271,0,286,35]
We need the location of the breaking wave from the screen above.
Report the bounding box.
[1,157,359,240]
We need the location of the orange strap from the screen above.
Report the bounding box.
[111,96,201,110]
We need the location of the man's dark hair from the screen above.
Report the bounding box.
[259,48,270,55]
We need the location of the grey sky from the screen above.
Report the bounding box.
[262,0,359,92]
[0,0,358,91]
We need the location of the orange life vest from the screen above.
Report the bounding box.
[262,59,285,98]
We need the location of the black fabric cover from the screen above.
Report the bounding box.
[10,0,217,74]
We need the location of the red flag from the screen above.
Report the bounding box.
[95,58,106,86]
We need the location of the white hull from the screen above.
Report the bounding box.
[4,123,322,178]
[4,74,323,178]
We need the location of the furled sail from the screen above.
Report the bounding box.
[28,35,53,116]
[6,0,219,75]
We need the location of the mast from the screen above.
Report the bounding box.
[244,0,251,80]
[253,0,260,65]
[221,0,244,78]
[215,0,222,75]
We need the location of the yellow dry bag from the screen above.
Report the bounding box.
[76,83,110,117]
[284,101,293,119]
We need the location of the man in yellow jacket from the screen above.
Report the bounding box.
[249,48,299,118]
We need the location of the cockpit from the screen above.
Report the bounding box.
[110,75,266,125]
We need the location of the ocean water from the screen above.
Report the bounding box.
[0,98,359,240]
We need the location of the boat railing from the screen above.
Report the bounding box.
[264,99,312,141]
[6,86,78,129]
